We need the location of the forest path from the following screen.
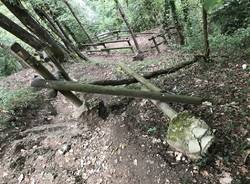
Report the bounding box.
[0,32,249,184]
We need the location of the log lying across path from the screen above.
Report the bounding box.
[118,62,177,119]
[118,63,214,161]
[91,55,205,86]
[31,79,203,105]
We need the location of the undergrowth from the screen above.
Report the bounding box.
[0,87,38,128]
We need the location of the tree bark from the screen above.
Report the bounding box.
[91,55,204,86]
[114,0,142,54]
[0,12,72,81]
[0,13,44,51]
[63,24,79,45]
[169,0,185,45]
[202,6,210,59]
[0,43,29,69]
[11,43,83,107]
[1,0,69,61]
[33,7,73,52]
[34,7,89,61]
[163,0,171,31]
[64,0,94,44]
[31,79,204,105]
[118,62,177,119]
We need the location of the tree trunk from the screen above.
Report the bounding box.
[118,62,177,119]
[33,7,73,52]
[64,0,94,44]
[163,0,171,31]
[63,24,79,45]
[52,15,74,45]
[180,0,189,23]
[202,6,210,59]
[0,12,72,81]
[91,55,204,86]
[33,7,89,61]
[1,0,69,61]
[31,79,204,105]
[169,0,185,45]
[114,0,142,54]
[11,43,82,107]
[0,13,44,51]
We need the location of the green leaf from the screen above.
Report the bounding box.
[203,0,224,11]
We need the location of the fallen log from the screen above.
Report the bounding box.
[31,79,204,105]
[118,62,177,119]
[118,62,214,160]
[11,43,83,107]
[91,55,205,86]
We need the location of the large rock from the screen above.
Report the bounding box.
[166,112,214,160]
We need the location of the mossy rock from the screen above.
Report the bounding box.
[166,112,214,160]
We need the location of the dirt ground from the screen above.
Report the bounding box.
[0,31,249,184]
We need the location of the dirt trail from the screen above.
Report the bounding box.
[0,31,249,184]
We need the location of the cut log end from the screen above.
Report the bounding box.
[31,78,46,88]
[11,43,31,61]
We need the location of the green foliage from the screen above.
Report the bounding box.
[0,87,38,127]
[0,47,21,77]
[203,0,224,11]
[210,26,250,55]
[0,87,38,112]
[212,0,250,34]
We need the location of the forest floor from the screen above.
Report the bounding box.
[0,31,249,184]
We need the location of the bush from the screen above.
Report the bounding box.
[0,48,22,77]
[0,87,38,128]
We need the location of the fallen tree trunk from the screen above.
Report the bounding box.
[0,13,44,51]
[118,62,177,119]
[1,0,67,61]
[91,55,204,86]
[11,43,83,107]
[0,13,71,81]
[31,79,203,105]
[118,63,214,161]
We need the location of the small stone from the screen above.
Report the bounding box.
[165,179,170,184]
[133,159,138,166]
[18,174,24,183]
[175,152,182,161]
[58,144,71,155]
[242,64,247,70]
[3,172,8,177]
[202,101,212,106]
[30,178,35,184]
[219,172,233,184]
[96,178,103,184]
[152,138,161,144]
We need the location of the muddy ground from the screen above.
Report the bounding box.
[0,32,249,184]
